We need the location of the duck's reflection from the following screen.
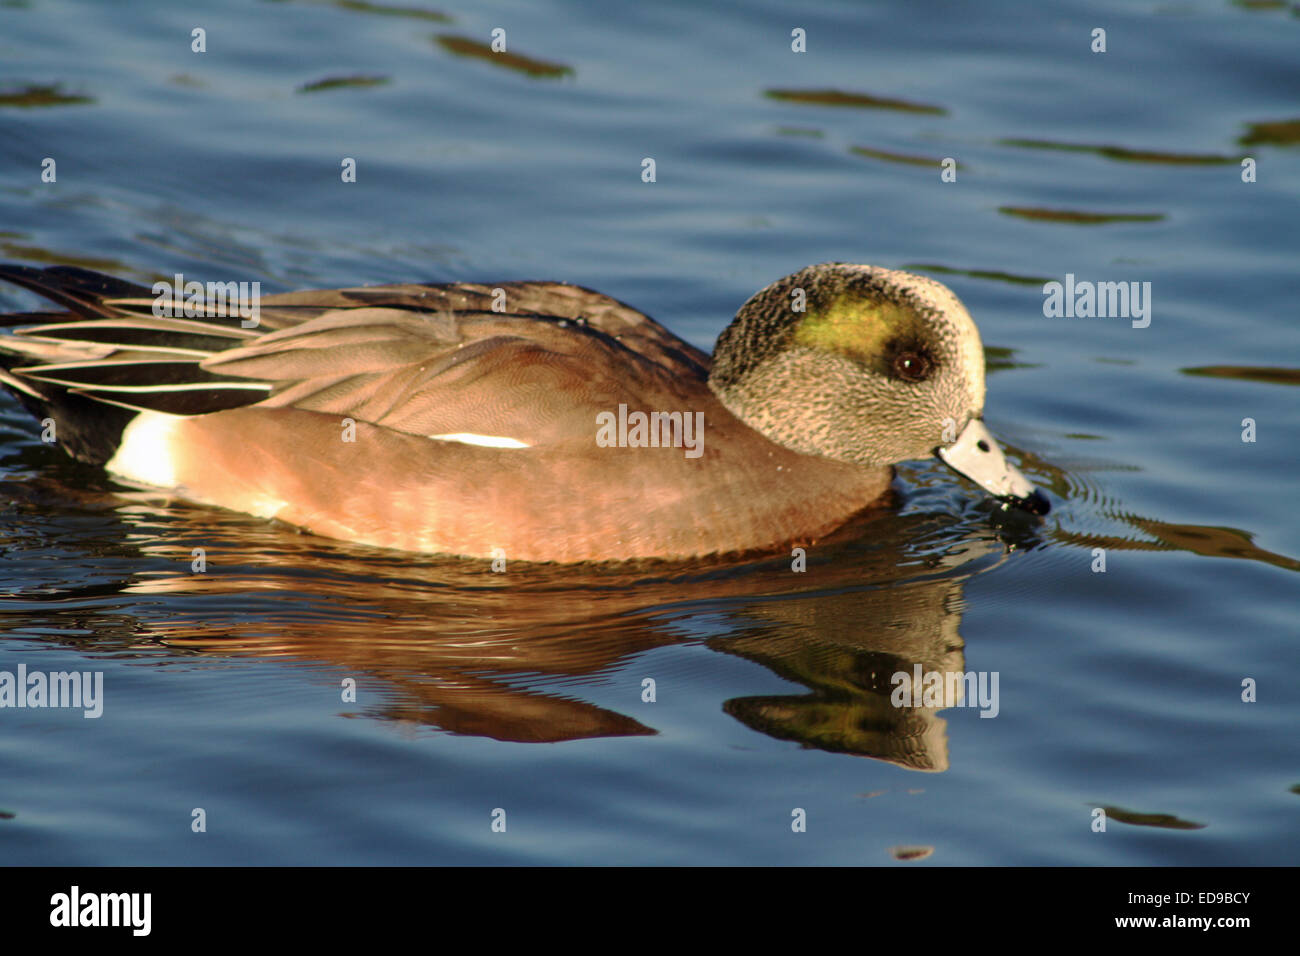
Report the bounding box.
[87,495,1029,770]
[717,576,972,772]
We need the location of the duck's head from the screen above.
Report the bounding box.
[708,262,1049,514]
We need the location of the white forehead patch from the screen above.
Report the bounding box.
[429,432,531,449]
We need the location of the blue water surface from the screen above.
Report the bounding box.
[0,0,1296,864]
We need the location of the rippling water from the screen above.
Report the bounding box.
[1,0,1297,865]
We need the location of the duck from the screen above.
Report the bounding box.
[0,262,1047,562]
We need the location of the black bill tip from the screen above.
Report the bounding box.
[1002,488,1051,516]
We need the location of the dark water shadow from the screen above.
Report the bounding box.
[764,89,947,114]
[850,146,959,169]
[1097,805,1207,830]
[0,84,94,108]
[998,138,1239,165]
[433,34,574,78]
[998,206,1165,225]
[297,75,391,94]
[1181,365,1300,387]
[1238,118,1300,147]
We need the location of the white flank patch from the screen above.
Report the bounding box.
[429,432,530,449]
[105,410,182,488]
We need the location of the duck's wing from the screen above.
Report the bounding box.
[258,280,711,379]
[0,265,712,458]
[201,305,712,449]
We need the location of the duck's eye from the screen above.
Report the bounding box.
[892,350,934,383]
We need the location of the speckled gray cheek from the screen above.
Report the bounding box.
[712,348,965,466]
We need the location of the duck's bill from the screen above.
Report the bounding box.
[936,418,1051,516]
